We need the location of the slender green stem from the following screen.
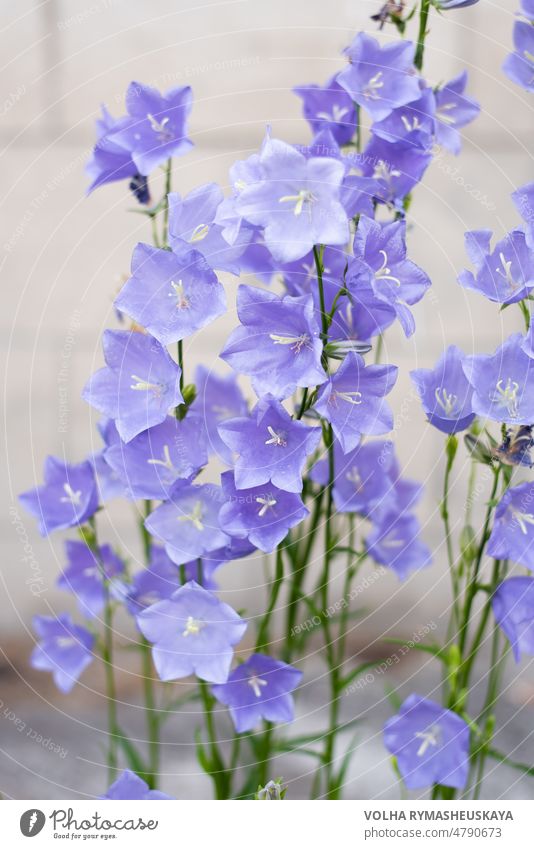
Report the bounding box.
[374,334,384,365]
[199,680,228,799]
[138,500,160,787]
[414,0,431,71]
[255,546,285,653]
[162,159,172,246]
[442,435,460,632]
[296,387,309,420]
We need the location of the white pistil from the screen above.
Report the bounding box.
[436,102,457,126]
[130,375,162,395]
[381,535,404,549]
[178,500,204,531]
[60,483,82,505]
[147,444,177,474]
[269,332,311,354]
[375,250,402,288]
[414,724,442,757]
[248,675,268,698]
[265,425,287,447]
[346,467,363,490]
[56,636,76,648]
[511,508,534,535]
[400,114,421,132]
[189,223,210,243]
[495,252,518,293]
[363,71,384,100]
[182,616,204,637]
[435,387,458,417]
[316,104,350,122]
[168,279,190,310]
[336,390,363,406]
[256,495,277,517]
[278,189,317,217]
[146,112,173,142]
[492,378,520,418]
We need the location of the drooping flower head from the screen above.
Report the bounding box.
[221,285,326,400]
[114,242,226,346]
[31,614,94,693]
[82,330,183,443]
[337,34,421,122]
[107,82,193,173]
[100,769,174,800]
[137,580,247,683]
[411,345,476,434]
[218,471,309,553]
[462,333,534,424]
[458,229,534,304]
[314,351,398,453]
[492,577,534,661]
[383,694,470,790]
[212,654,302,732]
[218,397,321,493]
[57,540,125,619]
[19,457,99,537]
[85,105,140,197]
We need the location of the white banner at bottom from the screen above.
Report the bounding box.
[1,800,532,847]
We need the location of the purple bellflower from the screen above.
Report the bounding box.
[371,88,436,152]
[366,510,432,580]
[212,654,302,732]
[108,82,193,174]
[114,242,226,346]
[31,614,94,694]
[57,540,125,619]
[219,471,309,553]
[101,769,173,800]
[487,482,534,570]
[492,577,534,662]
[19,457,99,537]
[458,229,534,304]
[190,365,248,465]
[358,135,432,206]
[234,137,348,263]
[82,330,183,443]
[293,76,358,146]
[104,414,208,501]
[218,397,321,493]
[221,285,326,399]
[337,34,421,122]
[86,106,140,196]
[503,19,534,92]
[137,580,247,683]
[384,694,470,790]
[314,351,397,453]
[434,72,480,155]
[462,333,534,424]
[145,481,230,564]
[311,439,395,515]
[512,180,534,250]
[410,345,476,434]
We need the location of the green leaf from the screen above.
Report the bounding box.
[487,748,534,778]
[382,637,444,659]
[115,729,149,777]
[194,728,213,775]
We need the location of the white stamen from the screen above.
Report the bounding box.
[400,114,421,132]
[146,112,173,141]
[316,105,350,122]
[372,160,401,183]
[178,500,204,531]
[279,189,317,217]
[492,378,520,418]
[56,636,76,648]
[60,483,82,505]
[256,495,277,517]
[363,71,384,100]
[147,444,177,474]
[269,332,311,354]
[168,279,190,310]
[190,223,210,243]
[415,724,442,757]
[346,467,363,490]
[435,387,458,417]
[436,102,457,126]
[495,252,519,293]
[130,375,162,396]
[335,390,363,406]
[375,250,401,288]
[265,425,287,447]
[510,508,534,535]
[182,615,204,637]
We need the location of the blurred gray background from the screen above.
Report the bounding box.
[2,0,534,800]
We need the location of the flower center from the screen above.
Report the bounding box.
[248,674,268,698]
[435,387,458,417]
[333,389,363,406]
[256,495,277,517]
[60,483,82,505]
[436,102,457,126]
[189,223,210,243]
[147,444,177,474]
[177,500,204,531]
[363,71,384,100]
[168,279,190,310]
[510,508,534,535]
[56,636,77,648]
[130,375,163,396]
[182,616,204,637]
[414,724,442,757]
[146,112,173,142]
[316,104,350,122]
[400,114,421,132]
[278,189,317,217]
[374,250,401,287]
[265,426,287,447]
[346,467,363,490]
[269,332,311,354]
[372,160,401,183]
[492,378,520,418]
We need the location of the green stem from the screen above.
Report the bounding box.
[162,159,172,246]
[442,435,460,632]
[255,546,285,653]
[414,0,431,71]
[199,680,228,799]
[138,500,160,787]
